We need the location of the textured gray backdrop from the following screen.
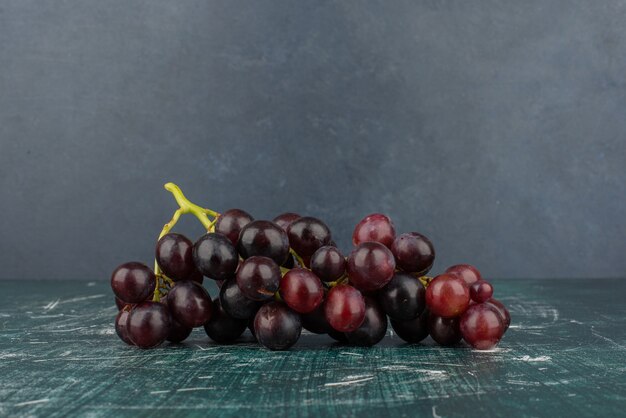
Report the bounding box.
[1,1,625,280]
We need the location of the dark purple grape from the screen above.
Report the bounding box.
[273,212,301,233]
[327,327,349,343]
[347,242,396,292]
[115,308,133,345]
[428,315,462,346]
[486,299,511,331]
[254,302,302,350]
[167,318,192,343]
[279,268,324,314]
[111,262,156,304]
[188,269,204,284]
[379,272,426,321]
[344,297,387,347]
[300,302,330,334]
[219,278,262,319]
[204,298,248,344]
[126,302,171,348]
[470,280,493,303]
[237,220,290,264]
[391,232,435,275]
[324,284,366,332]
[310,246,346,282]
[236,256,281,301]
[390,309,430,343]
[215,208,254,246]
[287,217,332,257]
[352,213,396,248]
[167,281,213,328]
[193,233,238,281]
[155,233,194,281]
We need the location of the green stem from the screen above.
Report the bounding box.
[151,182,221,301]
[290,249,306,267]
[164,183,218,229]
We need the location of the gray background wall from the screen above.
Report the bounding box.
[1,1,625,280]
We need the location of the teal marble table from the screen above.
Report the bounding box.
[0,279,624,417]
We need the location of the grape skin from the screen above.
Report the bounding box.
[279,268,324,314]
[352,213,396,248]
[428,314,462,346]
[204,298,248,344]
[347,242,396,292]
[126,302,171,348]
[379,272,426,321]
[215,208,254,246]
[111,262,155,304]
[425,274,470,318]
[237,220,290,265]
[324,284,366,333]
[390,309,430,344]
[193,233,239,281]
[287,217,332,257]
[344,297,387,347]
[235,256,281,301]
[167,281,213,328]
[219,278,262,320]
[155,233,195,281]
[460,303,505,350]
[310,246,346,282]
[254,302,302,351]
[391,232,435,275]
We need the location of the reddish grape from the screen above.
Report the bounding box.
[352,213,396,248]
[344,297,387,347]
[273,212,301,232]
[324,284,366,332]
[486,299,511,331]
[236,256,281,301]
[167,318,192,343]
[445,264,482,286]
[167,281,213,328]
[390,309,430,343]
[287,217,332,257]
[347,242,396,292]
[254,302,302,350]
[425,274,470,318]
[204,298,248,344]
[193,233,239,281]
[470,280,493,303]
[111,262,155,304]
[391,232,435,274]
[115,308,133,345]
[155,233,194,281]
[279,268,324,314]
[379,272,426,321]
[460,303,505,350]
[310,246,346,282]
[126,302,171,348]
[428,314,462,346]
[237,220,290,264]
[215,208,254,246]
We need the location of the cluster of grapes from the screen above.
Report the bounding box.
[111,184,510,351]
